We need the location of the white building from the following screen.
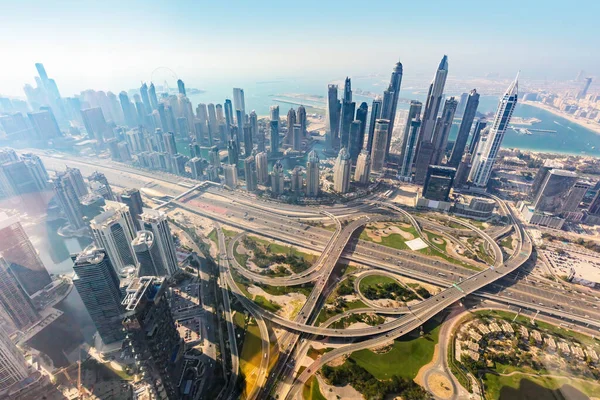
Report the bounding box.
[139,208,179,276]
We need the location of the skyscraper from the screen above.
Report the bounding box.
[244,156,257,191]
[431,97,458,165]
[270,105,280,122]
[177,79,186,96]
[81,107,111,141]
[139,208,178,277]
[532,169,579,213]
[398,101,422,172]
[292,124,302,151]
[223,164,238,189]
[469,74,519,187]
[0,325,29,392]
[132,231,166,277]
[139,82,152,114]
[419,55,449,145]
[90,201,137,273]
[290,166,303,193]
[354,150,371,184]
[340,77,356,149]
[383,61,403,160]
[270,120,279,156]
[250,111,263,152]
[163,131,178,156]
[422,165,456,202]
[305,150,320,197]
[333,147,352,193]
[297,105,307,137]
[118,188,144,231]
[325,84,341,151]
[148,83,158,110]
[27,109,61,140]
[122,277,182,400]
[348,120,363,162]
[233,88,246,124]
[72,245,125,344]
[227,140,239,166]
[448,89,480,168]
[119,91,137,127]
[286,108,296,145]
[224,99,234,136]
[0,256,39,329]
[562,181,591,213]
[369,119,390,172]
[468,119,487,155]
[398,117,422,180]
[366,99,382,153]
[88,171,115,201]
[577,77,592,100]
[53,171,85,229]
[355,102,368,152]
[255,152,269,185]
[271,160,285,195]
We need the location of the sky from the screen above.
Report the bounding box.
[1,0,599,97]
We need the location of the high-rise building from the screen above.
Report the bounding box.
[469,74,519,187]
[348,120,363,162]
[297,105,307,137]
[88,171,114,201]
[0,159,47,210]
[270,105,280,123]
[122,277,182,400]
[227,140,239,166]
[456,92,469,116]
[448,89,480,168]
[139,82,153,114]
[325,84,341,151]
[244,156,257,192]
[305,150,320,197]
[562,181,591,213]
[422,165,456,202]
[255,152,269,185]
[139,208,178,277]
[270,120,279,156]
[27,109,61,140]
[189,157,206,179]
[118,188,144,230]
[398,102,423,173]
[0,325,29,393]
[577,77,592,100]
[468,119,487,155]
[243,124,253,157]
[340,77,356,149]
[233,88,246,124]
[286,108,296,145]
[398,117,422,180]
[72,245,125,344]
[271,160,285,195]
[90,201,137,273]
[366,99,382,153]
[454,152,472,188]
[355,102,368,152]
[224,99,234,134]
[81,107,111,141]
[223,164,238,190]
[119,91,137,128]
[53,171,85,229]
[290,166,303,192]
[163,131,178,156]
[354,150,371,184]
[0,256,39,329]
[250,111,263,152]
[292,124,302,151]
[177,79,186,96]
[210,146,220,168]
[532,169,579,213]
[419,55,449,145]
[383,62,403,160]
[132,231,166,277]
[369,119,390,172]
[588,190,600,215]
[333,147,352,193]
[431,97,458,165]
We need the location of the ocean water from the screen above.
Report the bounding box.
[184,77,600,157]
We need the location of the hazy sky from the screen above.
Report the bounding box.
[1,0,599,97]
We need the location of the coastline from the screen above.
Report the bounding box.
[522,100,600,136]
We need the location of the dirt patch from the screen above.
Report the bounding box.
[414,343,439,386]
[427,372,453,399]
[247,286,306,320]
[395,276,442,296]
[364,222,415,243]
[326,355,347,368]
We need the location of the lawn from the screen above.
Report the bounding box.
[316,299,368,326]
[207,229,218,244]
[483,373,600,400]
[359,222,420,251]
[500,237,514,250]
[303,376,326,400]
[253,295,281,313]
[358,275,398,292]
[239,322,263,398]
[233,242,249,267]
[349,319,441,380]
[257,283,313,297]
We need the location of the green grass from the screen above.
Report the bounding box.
[257,283,313,297]
[208,229,218,244]
[239,322,263,398]
[448,221,469,230]
[246,235,318,263]
[222,228,237,238]
[358,275,398,291]
[233,311,246,328]
[425,230,448,252]
[253,295,281,313]
[306,346,332,360]
[359,222,419,251]
[500,237,514,250]
[233,242,249,267]
[316,299,368,325]
[482,373,600,400]
[303,376,327,400]
[349,319,441,380]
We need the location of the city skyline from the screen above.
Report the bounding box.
[1,1,599,97]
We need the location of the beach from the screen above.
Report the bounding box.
[522,100,600,136]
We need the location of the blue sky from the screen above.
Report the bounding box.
[1,0,599,96]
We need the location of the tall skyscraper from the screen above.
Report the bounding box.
[448,89,480,168]
[383,61,403,160]
[292,124,302,151]
[577,77,592,99]
[250,111,263,152]
[270,120,279,156]
[224,99,234,136]
[122,277,182,400]
[369,119,390,172]
[81,107,111,141]
[297,105,307,137]
[0,256,39,329]
[132,231,166,277]
[139,208,178,277]
[340,77,356,149]
[244,156,257,191]
[53,171,85,229]
[148,83,158,110]
[90,201,137,273]
[163,131,178,156]
[255,152,269,185]
[72,245,125,344]
[227,140,239,166]
[223,164,238,189]
[469,74,518,187]
[562,181,591,213]
[355,102,368,151]
[398,117,422,180]
[325,84,341,151]
[119,91,137,127]
[0,325,29,392]
[348,120,363,162]
[354,150,371,184]
[27,109,61,140]
[305,150,320,197]
[468,119,487,155]
[286,108,296,145]
[118,188,144,230]
[366,99,382,152]
[431,97,458,165]
[271,160,285,195]
[532,169,579,213]
[233,88,246,124]
[333,147,352,193]
[588,190,600,215]
[270,105,280,122]
[454,152,472,188]
[419,55,449,145]
[177,79,186,96]
[422,165,456,202]
[290,166,303,192]
[398,101,423,173]
[139,82,152,114]
[242,124,253,157]
[88,171,114,201]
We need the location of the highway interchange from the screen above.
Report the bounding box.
[33,151,600,400]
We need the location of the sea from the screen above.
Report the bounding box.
[181,75,600,158]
